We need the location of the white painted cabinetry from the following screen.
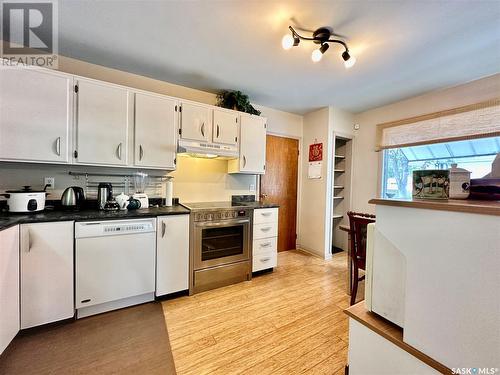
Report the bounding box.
[179,102,212,142]
[156,215,190,296]
[0,225,19,354]
[228,114,267,174]
[20,222,74,329]
[75,79,130,166]
[0,67,72,163]
[213,109,238,145]
[134,92,178,169]
[252,208,278,272]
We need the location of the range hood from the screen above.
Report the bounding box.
[177,139,239,159]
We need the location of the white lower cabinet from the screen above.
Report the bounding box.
[156,215,190,296]
[348,319,440,374]
[20,222,74,329]
[252,208,278,272]
[0,226,20,354]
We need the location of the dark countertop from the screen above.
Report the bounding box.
[0,205,191,231]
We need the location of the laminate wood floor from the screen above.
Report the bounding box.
[162,250,362,375]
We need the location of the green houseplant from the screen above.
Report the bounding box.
[216,90,261,116]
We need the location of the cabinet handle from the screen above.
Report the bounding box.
[26,229,32,252]
[261,242,272,248]
[162,221,166,238]
[139,145,144,161]
[216,124,220,138]
[201,122,205,137]
[243,155,247,168]
[117,143,123,160]
[55,137,61,156]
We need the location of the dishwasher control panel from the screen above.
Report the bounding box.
[75,219,156,238]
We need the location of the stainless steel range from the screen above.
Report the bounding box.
[184,202,252,294]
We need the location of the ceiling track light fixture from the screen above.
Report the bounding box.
[282,26,356,68]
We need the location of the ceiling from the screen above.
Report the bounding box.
[59,1,500,114]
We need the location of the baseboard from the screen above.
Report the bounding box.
[296,245,332,260]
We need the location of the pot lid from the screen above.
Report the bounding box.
[6,185,47,193]
[450,163,471,174]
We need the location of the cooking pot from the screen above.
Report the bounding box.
[449,164,471,199]
[1,185,50,213]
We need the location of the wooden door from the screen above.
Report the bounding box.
[260,135,299,252]
[213,109,238,145]
[180,102,212,142]
[0,67,72,163]
[135,92,178,169]
[75,79,129,166]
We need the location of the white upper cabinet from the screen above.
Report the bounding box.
[213,109,239,145]
[134,92,178,169]
[75,79,130,166]
[179,102,212,142]
[0,67,72,163]
[228,115,267,174]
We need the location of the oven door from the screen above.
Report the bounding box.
[194,218,250,270]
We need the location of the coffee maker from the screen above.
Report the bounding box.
[97,183,113,210]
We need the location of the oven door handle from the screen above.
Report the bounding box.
[197,219,250,227]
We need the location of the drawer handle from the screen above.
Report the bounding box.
[261,242,272,248]
[261,257,271,262]
[261,212,272,217]
[261,227,271,232]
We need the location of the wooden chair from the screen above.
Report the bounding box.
[347,211,376,306]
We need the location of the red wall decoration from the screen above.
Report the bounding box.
[309,143,323,162]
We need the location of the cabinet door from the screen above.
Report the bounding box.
[156,215,189,296]
[213,109,238,145]
[180,102,212,142]
[0,225,19,354]
[135,93,178,169]
[21,222,74,329]
[75,79,129,165]
[239,115,267,173]
[0,67,72,163]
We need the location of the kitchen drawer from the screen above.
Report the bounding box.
[253,250,277,272]
[253,222,278,240]
[253,208,278,225]
[253,237,278,256]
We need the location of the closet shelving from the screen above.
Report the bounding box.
[331,135,353,254]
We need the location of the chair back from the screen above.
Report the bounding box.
[347,211,376,269]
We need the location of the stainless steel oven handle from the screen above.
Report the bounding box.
[197,219,250,227]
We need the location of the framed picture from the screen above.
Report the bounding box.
[412,170,450,200]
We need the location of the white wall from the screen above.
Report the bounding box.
[297,106,356,259]
[351,73,500,214]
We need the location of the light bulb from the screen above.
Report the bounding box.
[282,34,294,50]
[311,49,322,62]
[344,55,356,68]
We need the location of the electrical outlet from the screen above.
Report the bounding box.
[249,184,255,191]
[44,177,55,190]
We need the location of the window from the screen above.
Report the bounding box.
[382,136,500,199]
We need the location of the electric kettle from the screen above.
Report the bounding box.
[61,186,85,210]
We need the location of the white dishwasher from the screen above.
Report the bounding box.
[75,218,156,318]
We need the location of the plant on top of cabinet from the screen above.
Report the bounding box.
[217,90,261,116]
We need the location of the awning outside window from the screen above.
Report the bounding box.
[376,99,500,151]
